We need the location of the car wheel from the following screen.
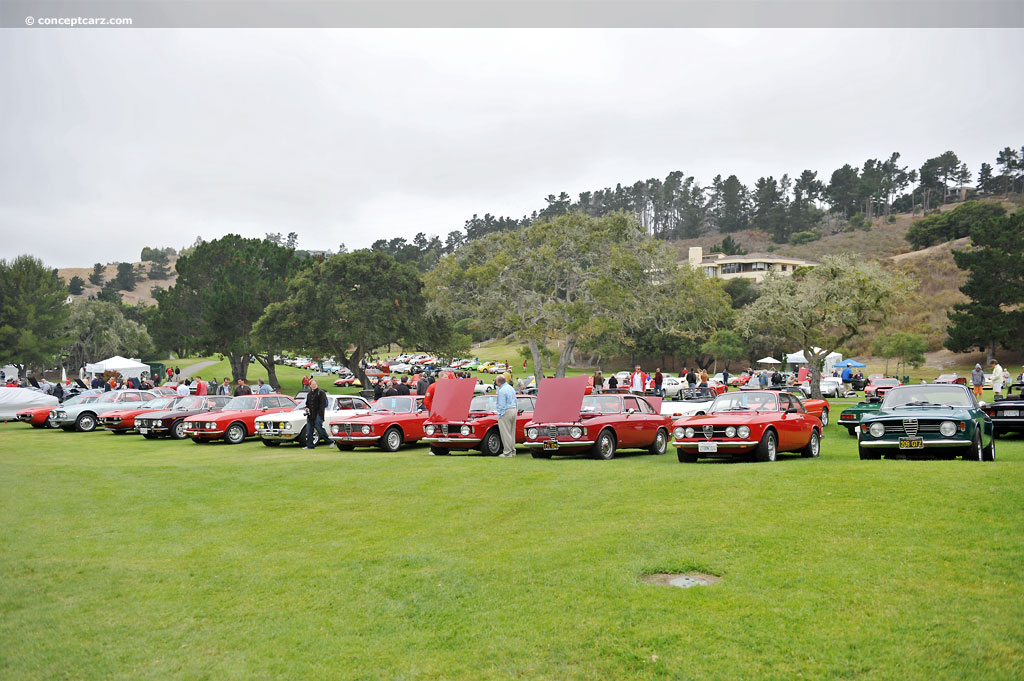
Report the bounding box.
[480,428,502,456]
[171,420,187,440]
[755,430,777,462]
[429,445,450,455]
[380,426,403,452]
[963,432,983,461]
[75,413,97,432]
[298,426,320,448]
[591,429,617,460]
[648,428,668,455]
[801,429,820,458]
[224,423,246,445]
[530,447,553,459]
[30,422,46,429]
[262,439,280,447]
[677,449,698,463]
[983,435,996,462]
[819,408,829,427]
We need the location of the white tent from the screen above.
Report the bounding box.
[785,349,843,374]
[1,364,18,380]
[756,357,781,365]
[85,356,151,379]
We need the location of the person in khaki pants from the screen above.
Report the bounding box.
[495,375,517,457]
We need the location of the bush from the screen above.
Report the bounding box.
[789,230,822,245]
[849,213,866,229]
[888,215,897,223]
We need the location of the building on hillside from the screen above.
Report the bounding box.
[685,246,819,282]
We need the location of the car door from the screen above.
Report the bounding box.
[778,393,808,450]
[515,396,535,439]
[621,396,645,447]
[636,397,661,444]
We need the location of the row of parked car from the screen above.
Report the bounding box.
[14,374,1019,463]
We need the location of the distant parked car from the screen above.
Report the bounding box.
[865,377,902,398]
[933,374,966,385]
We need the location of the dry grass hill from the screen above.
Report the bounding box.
[58,257,179,307]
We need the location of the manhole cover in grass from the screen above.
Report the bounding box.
[643,573,720,589]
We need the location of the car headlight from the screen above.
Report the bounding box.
[331,425,340,434]
[425,425,435,435]
[207,422,216,429]
[684,427,695,438]
[939,421,957,437]
[738,425,750,439]
[256,422,264,429]
[526,427,538,439]
[673,426,684,439]
[283,423,292,430]
[869,422,885,438]
[460,425,471,436]
[725,426,736,438]
[361,425,371,435]
[569,426,583,439]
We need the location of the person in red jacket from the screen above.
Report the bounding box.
[194,375,208,395]
[629,366,647,394]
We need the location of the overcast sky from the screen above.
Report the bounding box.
[1,29,1021,268]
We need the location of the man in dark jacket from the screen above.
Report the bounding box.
[416,374,430,396]
[303,379,331,449]
[395,377,412,396]
[234,379,252,396]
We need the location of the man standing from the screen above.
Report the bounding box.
[654,368,664,397]
[990,359,1004,399]
[416,373,430,396]
[234,378,252,396]
[758,370,769,388]
[195,375,208,395]
[495,375,517,457]
[971,363,985,398]
[841,365,853,393]
[721,369,730,393]
[395,377,412,395]
[303,379,331,450]
[256,378,271,394]
[176,380,190,397]
[607,374,618,392]
[217,378,231,395]
[629,365,646,395]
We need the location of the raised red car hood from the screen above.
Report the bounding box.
[532,376,590,423]
[646,396,663,413]
[429,378,477,423]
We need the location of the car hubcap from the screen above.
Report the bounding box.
[173,422,184,438]
[601,436,612,456]
[821,411,828,426]
[388,432,400,449]
[812,434,819,456]
[81,416,94,430]
[768,436,776,460]
[657,432,665,452]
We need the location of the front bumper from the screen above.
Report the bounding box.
[858,438,970,448]
[524,440,595,449]
[184,428,224,437]
[258,428,300,441]
[422,436,483,447]
[675,440,758,451]
[328,434,379,443]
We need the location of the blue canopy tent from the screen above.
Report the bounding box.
[834,359,866,368]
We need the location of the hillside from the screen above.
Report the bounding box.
[58,258,179,307]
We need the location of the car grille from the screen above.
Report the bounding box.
[441,423,449,435]
[701,425,739,438]
[547,425,558,439]
[882,420,942,435]
[342,423,353,435]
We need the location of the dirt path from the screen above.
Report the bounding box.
[178,360,219,378]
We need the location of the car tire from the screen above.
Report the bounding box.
[298,426,320,448]
[429,445,450,455]
[530,447,553,459]
[30,422,46,429]
[648,428,668,455]
[858,444,881,460]
[143,433,159,440]
[819,408,829,428]
[338,444,354,451]
[75,413,97,432]
[591,429,617,460]
[800,429,820,458]
[963,433,983,461]
[846,427,857,437]
[755,429,777,462]
[982,435,995,462]
[224,423,246,445]
[677,449,698,463]
[261,439,280,447]
[171,420,187,440]
[480,428,502,456]
[380,426,404,452]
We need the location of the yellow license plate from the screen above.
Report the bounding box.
[543,440,559,450]
[899,438,923,450]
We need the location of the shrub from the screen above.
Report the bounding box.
[789,230,822,245]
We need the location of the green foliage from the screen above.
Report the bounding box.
[64,299,154,368]
[140,246,176,264]
[148,261,171,280]
[751,176,789,242]
[906,201,1007,250]
[453,317,488,344]
[870,331,928,376]
[721,277,760,309]
[153,235,302,380]
[737,255,915,398]
[849,212,867,229]
[699,329,747,366]
[709,235,747,255]
[95,285,123,305]
[112,262,138,291]
[67,275,85,295]
[789,230,822,245]
[0,255,70,373]
[946,210,1024,354]
[88,263,105,286]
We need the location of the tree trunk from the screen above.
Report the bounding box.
[555,337,577,378]
[528,338,545,385]
[227,352,251,382]
[253,350,280,391]
[337,343,368,388]
[986,343,994,364]
[806,348,825,400]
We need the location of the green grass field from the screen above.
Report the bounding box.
[2,395,1023,680]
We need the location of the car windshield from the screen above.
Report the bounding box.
[881,385,974,408]
[142,397,176,409]
[224,396,259,410]
[96,392,120,403]
[709,392,779,412]
[581,395,621,414]
[175,396,206,410]
[470,395,497,413]
[63,394,96,406]
[371,396,414,414]
[875,379,900,386]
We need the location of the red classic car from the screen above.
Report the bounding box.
[765,386,832,427]
[933,374,967,385]
[101,395,182,433]
[864,377,901,397]
[673,390,822,463]
[729,375,752,386]
[523,376,672,460]
[135,395,233,439]
[16,391,102,428]
[327,395,428,451]
[182,393,296,444]
[423,378,537,455]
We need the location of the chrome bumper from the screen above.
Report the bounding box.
[328,435,378,442]
[524,440,595,449]
[675,440,758,449]
[859,439,970,448]
[185,429,224,436]
[422,436,482,445]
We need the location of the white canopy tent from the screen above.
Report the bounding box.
[785,349,843,375]
[756,357,781,365]
[85,356,151,379]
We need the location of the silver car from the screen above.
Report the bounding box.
[49,389,155,432]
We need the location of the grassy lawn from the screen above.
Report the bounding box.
[2,396,1023,680]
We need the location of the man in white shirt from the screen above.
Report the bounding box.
[176,381,190,396]
[991,360,1004,399]
[629,366,647,394]
[495,375,517,457]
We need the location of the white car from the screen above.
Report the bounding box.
[255,394,372,447]
[389,363,413,373]
[487,363,510,374]
[473,380,495,394]
[799,377,844,398]
[660,387,720,418]
[660,375,686,398]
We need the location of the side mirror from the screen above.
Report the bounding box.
[627,408,636,415]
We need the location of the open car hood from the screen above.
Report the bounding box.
[532,376,590,424]
[429,378,478,423]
